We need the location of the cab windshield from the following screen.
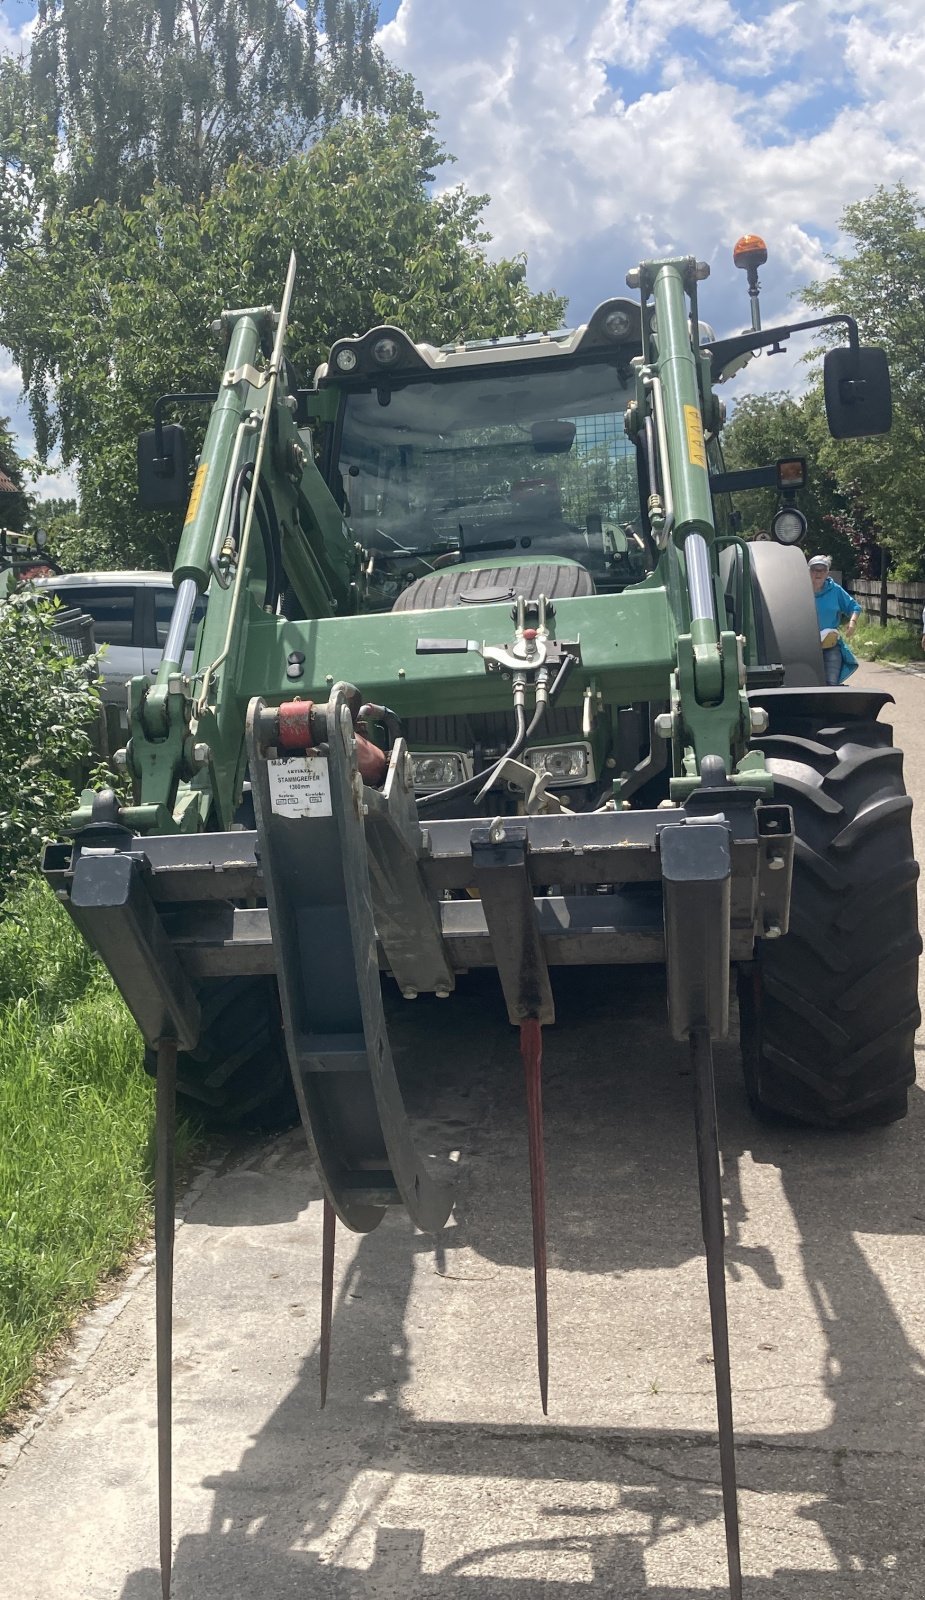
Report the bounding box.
[335,359,642,577]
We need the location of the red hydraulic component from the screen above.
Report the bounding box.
[519,1017,549,1414]
[277,698,316,750]
[355,735,387,787]
[276,697,387,786]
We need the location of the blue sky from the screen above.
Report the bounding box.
[378,1,925,395]
[1,0,924,499]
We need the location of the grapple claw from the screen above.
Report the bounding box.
[319,1196,336,1408]
[519,1018,549,1415]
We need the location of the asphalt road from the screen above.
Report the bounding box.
[3,661,925,1598]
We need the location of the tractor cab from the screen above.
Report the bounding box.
[317,304,650,613]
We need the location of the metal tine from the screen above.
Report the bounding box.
[689,1025,743,1600]
[319,1197,336,1408]
[155,1037,178,1600]
[519,1018,549,1415]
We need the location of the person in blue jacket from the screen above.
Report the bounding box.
[809,554,861,684]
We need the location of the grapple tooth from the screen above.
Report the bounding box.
[319,1197,336,1408]
[519,1018,549,1415]
[155,1038,177,1600]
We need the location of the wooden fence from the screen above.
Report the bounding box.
[848,577,925,627]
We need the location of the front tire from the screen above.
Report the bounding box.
[145,976,297,1129]
[739,697,920,1127]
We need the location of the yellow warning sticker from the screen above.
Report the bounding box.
[184,462,208,525]
[683,405,707,470]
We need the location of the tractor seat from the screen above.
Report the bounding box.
[391,559,596,612]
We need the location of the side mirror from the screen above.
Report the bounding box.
[137,424,190,509]
[824,346,892,439]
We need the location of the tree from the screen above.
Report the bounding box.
[26,0,423,208]
[0,588,100,898]
[720,391,854,572]
[0,417,31,536]
[26,495,80,568]
[802,183,925,577]
[0,115,566,568]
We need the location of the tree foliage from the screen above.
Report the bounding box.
[0,416,31,535]
[802,183,925,577]
[26,0,422,208]
[0,115,566,568]
[0,589,100,897]
[720,391,856,573]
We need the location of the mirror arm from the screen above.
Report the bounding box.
[705,314,859,382]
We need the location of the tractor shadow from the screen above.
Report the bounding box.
[120,967,925,1597]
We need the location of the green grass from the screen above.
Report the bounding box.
[852,617,923,666]
[0,881,171,1416]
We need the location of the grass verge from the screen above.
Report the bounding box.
[852,617,923,666]
[0,880,178,1416]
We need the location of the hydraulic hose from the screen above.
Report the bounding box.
[523,697,548,744]
[229,462,281,611]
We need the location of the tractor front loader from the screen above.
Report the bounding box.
[43,239,918,1597]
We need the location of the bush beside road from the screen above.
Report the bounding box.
[852,616,923,667]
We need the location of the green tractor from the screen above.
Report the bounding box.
[44,237,918,1598]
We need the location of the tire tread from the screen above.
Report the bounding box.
[740,710,920,1127]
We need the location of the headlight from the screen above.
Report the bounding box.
[771,506,807,545]
[410,751,471,790]
[603,308,633,340]
[371,335,401,367]
[334,347,358,372]
[524,743,593,784]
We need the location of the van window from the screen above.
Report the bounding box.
[153,589,207,653]
[51,586,135,647]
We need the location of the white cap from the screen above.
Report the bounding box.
[808,554,831,569]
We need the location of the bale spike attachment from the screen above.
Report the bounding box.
[319,1197,336,1408]
[154,1036,177,1600]
[691,1024,743,1599]
[471,821,554,1413]
[519,1018,549,1414]
[660,814,743,1597]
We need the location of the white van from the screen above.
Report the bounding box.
[31,572,207,731]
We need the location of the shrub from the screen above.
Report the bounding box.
[0,587,101,900]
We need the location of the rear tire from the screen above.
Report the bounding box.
[145,976,298,1129]
[739,702,920,1127]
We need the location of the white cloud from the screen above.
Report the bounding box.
[379,0,925,394]
[0,342,76,501]
[0,7,35,58]
[0,352,23,407]
[30,461,78,503]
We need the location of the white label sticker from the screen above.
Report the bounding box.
[267,755,333,818]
